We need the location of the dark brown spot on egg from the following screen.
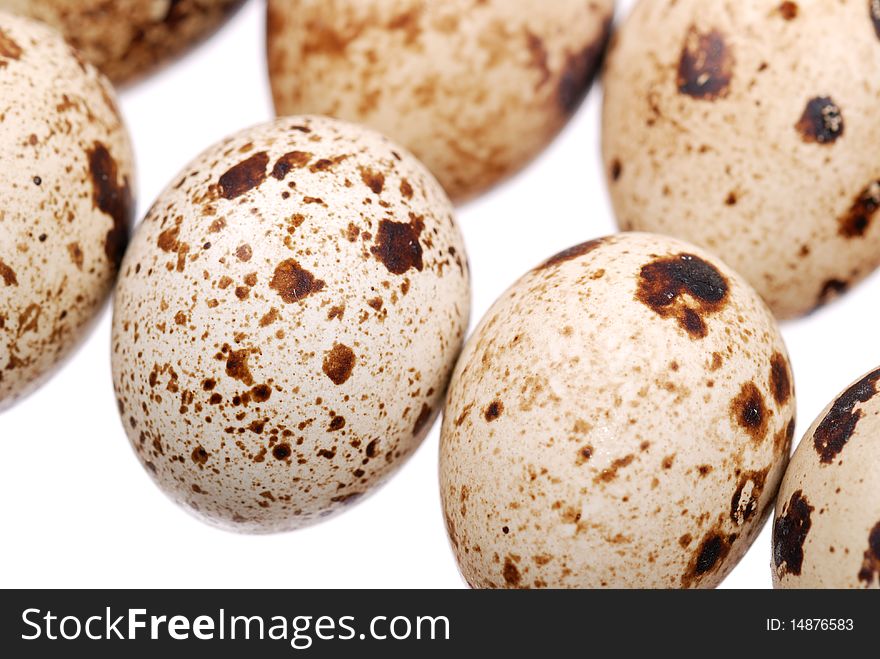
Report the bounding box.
[817,279,849,307]
[218,152,268,199]
[400,178,414,199]
[0,259,17,287]
[88,142,133,269]
[677,27,734,100]
[272,443,291,460]
[269,259,325,303]
[838,180,880,238]
[731,382,769,441]
[778,2,799,20]
[235,244,253,261]
[484,400,504,422]
[813,368,880,463]
[796,97,844,145]
[610,159,622,181]
[502,556,521,587]
[225,347,254,386]
[328,415,346,431]
[857,521,880,587]
[537,239,604,271]
[0,29,22,63]
[773,490,814,577]
[251,384,271,402]
[322,343,355,385]
[636,253,729,339]
[594,454,635,484]
[557,17,611,114]
[371,215,424,275]
[682,530,732,587]
[413,403,433,435]
[359,166,385,195]
[730,469,768,526]
[191,446,209,465]
[769,353,792,405]
[271,151,311,180]
[576,445,593,465]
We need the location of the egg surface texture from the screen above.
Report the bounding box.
[773,367,880,589]
[602,0,880,318]
[267,0,614,203]
[0,12,134,412]
[0,0,244,84]
[440,233,795,588]
[112,116,471,533]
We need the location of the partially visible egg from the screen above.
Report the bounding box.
[0,12,135,412]
[440,232,794,588]
[773,368,880,589]
[603,0,880,318]
[0,0,244,84]
[267,0,614,203]
[112,116,471,533]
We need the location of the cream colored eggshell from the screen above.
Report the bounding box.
[0,12,134,412]
[0,0,244,84]
[267,0,614,203]
[773,367,880,589]
[440,233,795,588]
[112,116,471,533]
[602,0,880,319]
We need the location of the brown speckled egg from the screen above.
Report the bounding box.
[0,0,244,84]
[267,0,614,203]
[112,116,471,533]
[603,0,880,319]
[440,233,795,588]
[772,368,880,589]
[0,12,135,412]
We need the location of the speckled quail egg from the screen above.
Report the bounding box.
[267,0,614,203]
[603,0,880,319]
[0,0,244,84]
[440,232,795,588]
[112,116,471,533]
[0,12,135,412]
[773,367,880,589]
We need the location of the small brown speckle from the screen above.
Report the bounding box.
[730,382,769,442]
[483,400,504,422]
[322,343,355,385]
[502,556,521,587]
[270,259,325,303]
[359,166,385,195]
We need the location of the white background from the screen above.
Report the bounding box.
[3,0,878,589]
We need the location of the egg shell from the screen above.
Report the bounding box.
[0,12,135,412]
[0,0,244,84]
[440,232,795,588]
[602,0,880,318]
[772,367,880,589]
[267,0,614,203]
[112,116,471,533]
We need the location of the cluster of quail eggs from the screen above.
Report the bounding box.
[2,0,879,589]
